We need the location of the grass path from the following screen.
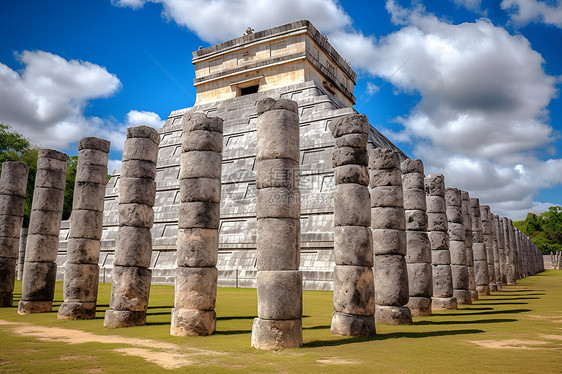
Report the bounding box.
[0,270,561,373]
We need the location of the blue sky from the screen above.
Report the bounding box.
[1,0,561,220]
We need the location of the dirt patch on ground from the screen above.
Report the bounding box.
[317,357,360,365]
[540,334,562,341]
[0,320,224,370]
[470,339,561,350]
[59,354,97,362]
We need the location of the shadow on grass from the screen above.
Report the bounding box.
[475,302,528,305]
[483,297,540,301]
[303,329,484,348]
[217,316,256,321]
[436,308,531,317]
[214,329,252,335]
[147,305,173,310]
[304,325,331,330]
[415,318,517,325]
[458,307,494,311]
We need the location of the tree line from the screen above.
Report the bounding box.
[514,206,562,255]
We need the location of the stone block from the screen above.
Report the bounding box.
[121,160,156,179]
[0,258,16,293]
[67,238,101,265]
[256,188,300,219]
[333,226,373,266]
[118,203,154,229]
[78,149,109,168]
[127,125,160,143]
[179,151,222,179]
[63,263,99,302]
[256,110,300,162]
[448,222,465,241]
[72,182,106,212]
[28,210,61,237]
[109,266,152,311]
[369,168,402,187]
[76,164,108,184]
[368,148,400,170]
[178,202,220,229]
[333,184,370,227]
[406,296,432,316]
[251,318,302,350]
[472,243,487,261]
[370,185,403,208]
[256,98,298,115]
[474,260,489,285]
[371,207,406,230]
[0,236,20,258]
[79,137,110,153]
[182,130,223,152]
[37,149,67,167]
[114,226,152,268]
[449,241,467,265]
[104,309,146,328]
[453,289,472,305]
[432,264,453,298]
[431,297,457,310]
[424,175,445,197]
[406,262,432,296]
[328,113,369,137]
[0,214,23,239]
[170,308,216,336]
[446,206,463,224]
[432,249,451,265]
[405,231,431,263]
[331,311,376,337]
[426,196,446,213]
[18,300,53,314]
[118,177,157,206]
[57,302,97,320]
[451,264,469,290]
[256,218,300,270]
[183,112,224,133]
[332,147,368,167]
[427,212,448,232]
[428,231,449,251]
[34,169,66,190]
[123,138,159,164]
[20,261,57,301]
[0,194,25,217]
[177,228,219,268]
[24,234,59,262]
[69,210,103,240]
[375,305,413,325]
[333,265,375,316]
[334,165,368,186]
[256,159,299,189]
[374,254,409,306]
[257,271,302,320]
[445,188,462,206]
[372,229,406,256]
[401,173,425,191]
[405,209,427,231]
[402,189,426,210]
[0,161,29,197]
[335,133,368,148]
[175,267,217,310]
[32,187,65,213]
[400,159,424,174]
[180,178,221,203]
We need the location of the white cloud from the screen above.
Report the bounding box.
[126,110,165,128]
[501,0,562,28]
[366,82,380,95]
[108,159,123,174]
[452,0,487,15]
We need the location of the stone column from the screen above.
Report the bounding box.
[170,112,223,336]
[58,137,110,319]
[251,98,302,350]
[104,126,159,328]
[19,149,67,314]
[470,198,490,296]
[370,148,412,324]
[501,217,512,284]
[402,159,432,316]
[329,114,375,336]
[480,205,497,292]
[461,191,478,301]
[17,228,28,281]
[446,188,471,305]
[506,219,517,285]
[491,214,503,291]
[426,175,457,310]
[514,229,522,280]
[0,161,29,306]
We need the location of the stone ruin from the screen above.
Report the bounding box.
[0,21,546,350]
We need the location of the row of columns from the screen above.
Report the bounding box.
[0,104,545,351]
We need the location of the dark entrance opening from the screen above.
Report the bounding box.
[240,85,259,96]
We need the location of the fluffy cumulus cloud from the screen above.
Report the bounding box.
[501,0,562,28]
[0,51,164,152]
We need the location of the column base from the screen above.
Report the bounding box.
[375,305,413,325]
[431,297,458,311]
[453,290,472,305]
[470,290,479,301]
[0,292,13,307]
[18,300,52,314]
[251,318,302,350]
[406,296,432,316]
[103,309,146,328]
[489,283,498,292]
[476,285,490,296]
[496,283,503,292]
[170,308,216,336]
[58,302,97,320]
[331,311,375,336]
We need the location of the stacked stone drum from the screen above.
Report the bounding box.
[470,198,490,296]
[480,205,497,292]
[461,191,478,301]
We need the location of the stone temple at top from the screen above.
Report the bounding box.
[57,20,407,290]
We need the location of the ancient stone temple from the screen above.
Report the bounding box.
[56,20,406,289]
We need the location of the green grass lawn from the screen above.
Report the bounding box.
[1,270,561,373]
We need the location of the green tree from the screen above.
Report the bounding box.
[515,206,562,254]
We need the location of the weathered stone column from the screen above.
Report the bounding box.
[17,228,28,281]
[251,98,302,350]
[491,214,503,291]
[480,205,497,292]
[402,159,432,316]
[59,137,110,319]
[470,198,490,296]
[170,112,223,336]
[506,218,517,285]
[461,191,478,301]
[0,161,29,306]
[19,149,67,314]
[329,114,375,336]
[104,126,159,328]
[426,175,457,310]
[370,148,412,324]
[446,188,471,305]
[514,229,522,280]
[499,217,508,285]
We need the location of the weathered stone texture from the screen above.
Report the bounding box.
[471,198,490,296]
